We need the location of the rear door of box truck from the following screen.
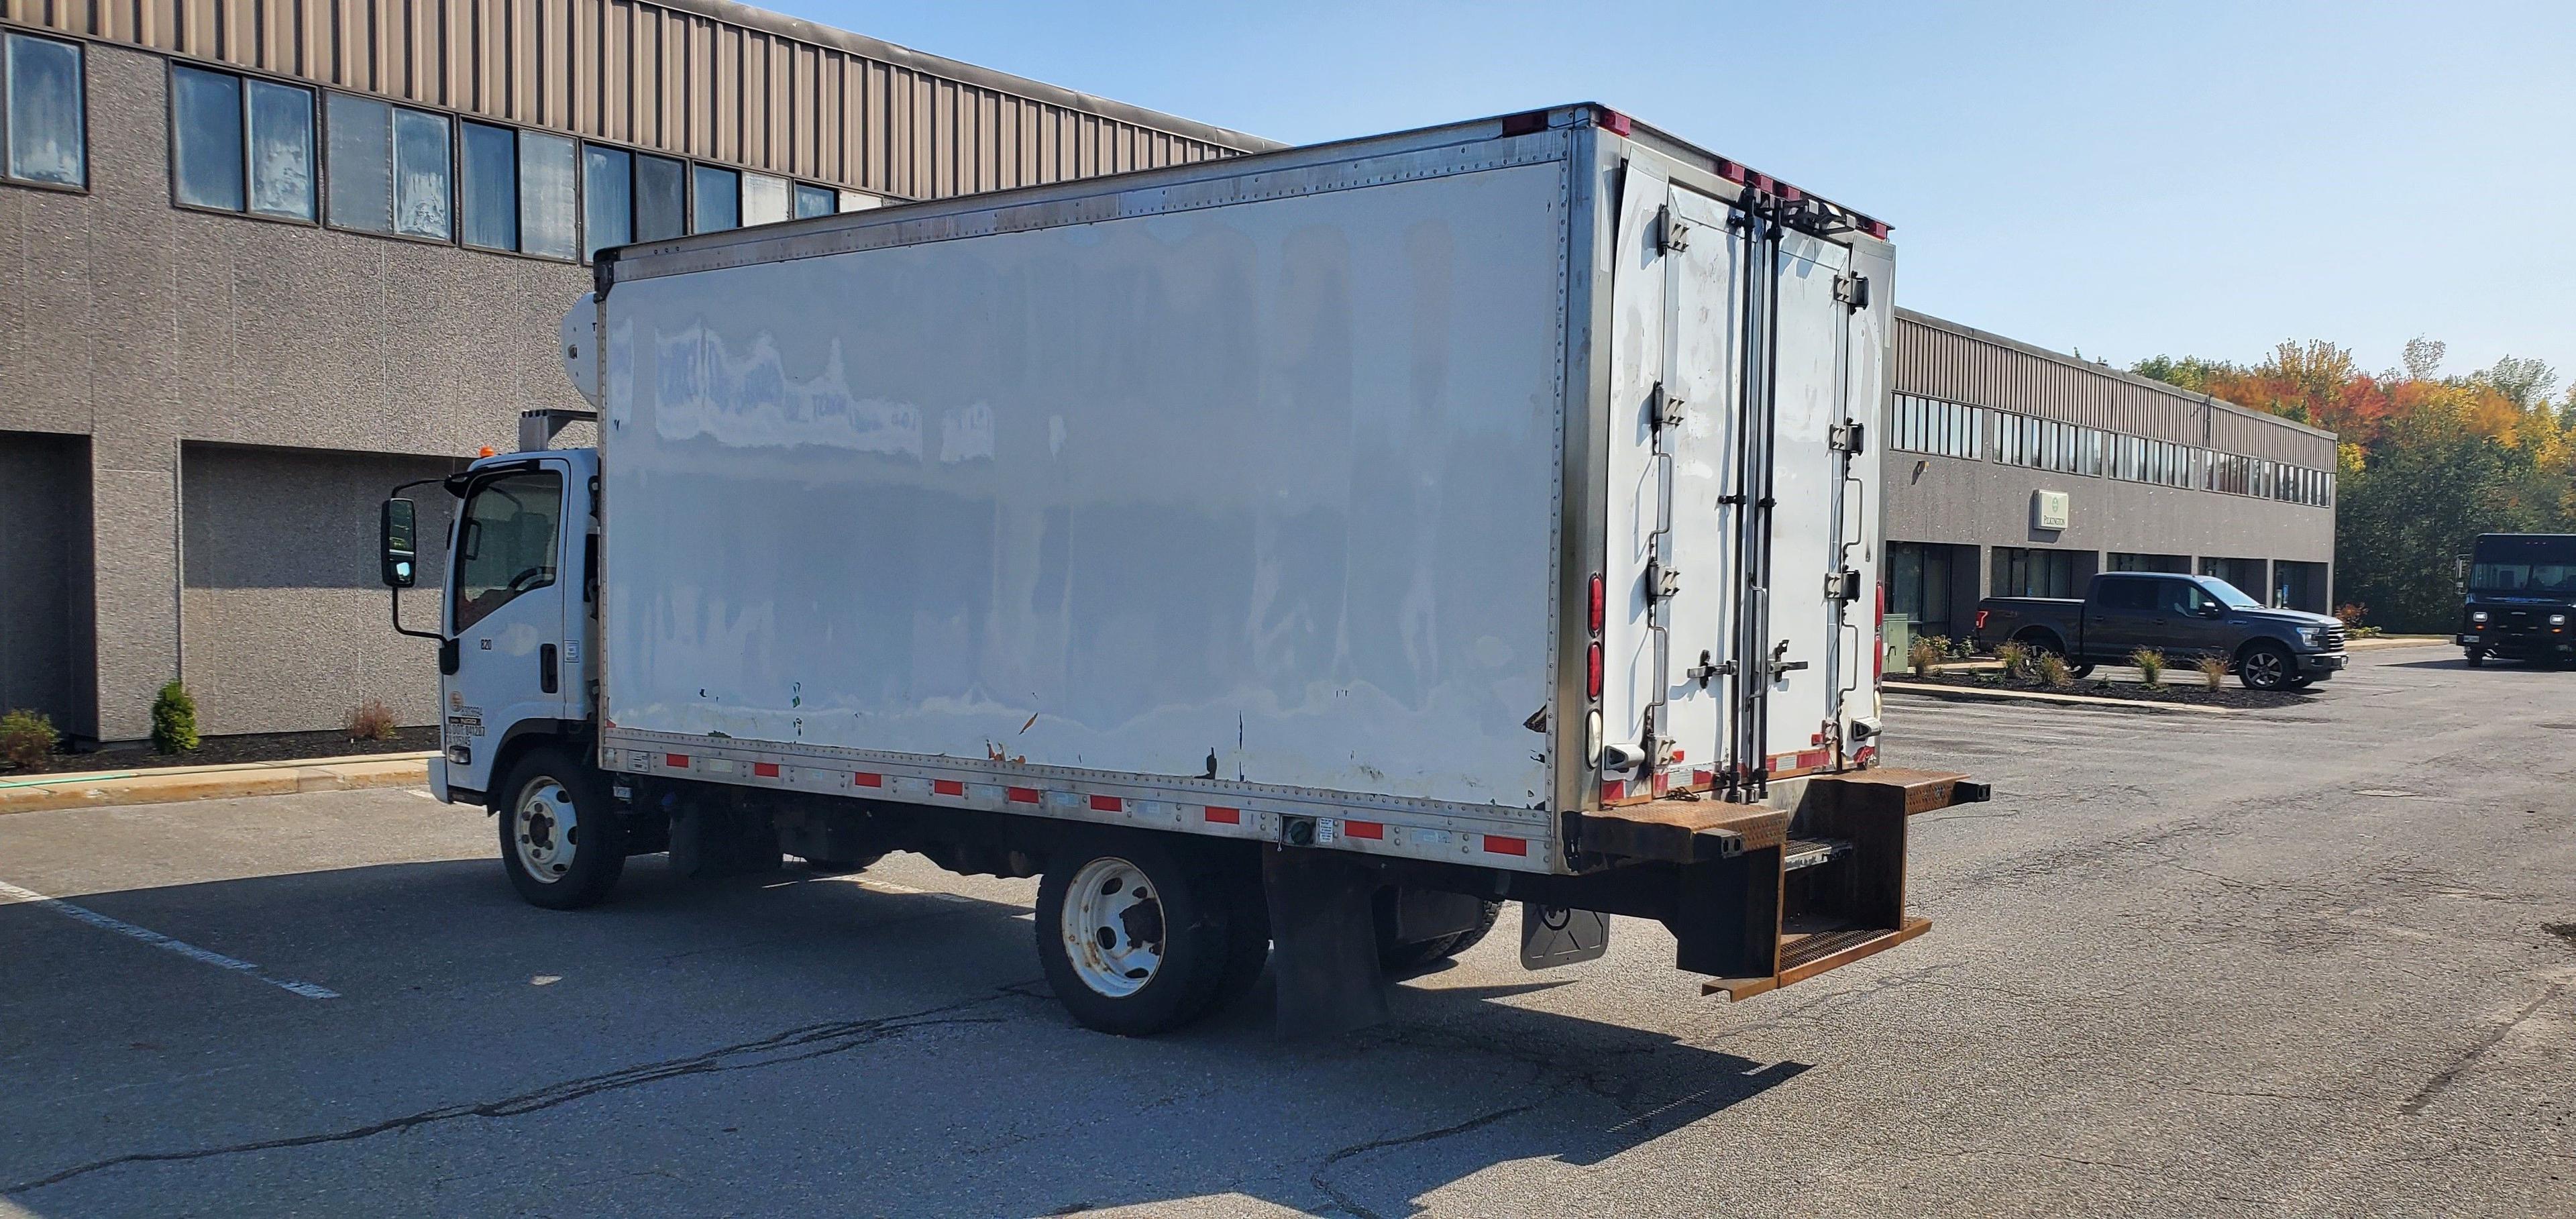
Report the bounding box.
[1597,150,1884,801]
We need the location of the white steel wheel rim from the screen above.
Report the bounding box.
[513,776,580,884]
[1061,857,1165,998]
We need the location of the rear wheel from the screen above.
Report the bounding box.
[2239,641,2295,690]
[1035,836,1235,1036]
[495,746,627,910]
[2465,648,2487,668]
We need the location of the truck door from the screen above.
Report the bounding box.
[1750,227,1860,778]
[1601,167,1745,801]
[445,460,576,794]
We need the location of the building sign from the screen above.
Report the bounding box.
[2033,490,2071,531]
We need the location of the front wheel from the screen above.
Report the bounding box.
[2239,642,2296,691]
[1035,836,1237,1036]
[495,746,627,909]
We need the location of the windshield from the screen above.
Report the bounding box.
[2469,535,2576,595]
[2198,578,2261,609]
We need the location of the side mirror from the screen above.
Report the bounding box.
[380,498,419,588]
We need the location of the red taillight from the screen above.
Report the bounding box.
[1594,107,1631,136]
[1974,608,1990,632]
[1588,574,1604,635]
[1587,643,1603,699]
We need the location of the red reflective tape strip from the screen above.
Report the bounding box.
[1204,806,1240,825]
[1692,768,1713,788]
[1601,779,1626,803]
[934,780,965,797]
[853,772,883,788]
[1089,795,1123,812]
[753,762,780,778]
[1652,771,1672,796]
[665,754,690,769]
[1798,749,1831,771]
[1484,835,1527,857]
[1007,786,1040,804]
[1344,819,1383,841]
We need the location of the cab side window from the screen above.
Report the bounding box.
[2098,578,2152,612]
[452,470,562,631]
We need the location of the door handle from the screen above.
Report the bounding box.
[540,643,559,694]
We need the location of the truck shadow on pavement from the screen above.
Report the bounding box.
[3,855,1813,1217]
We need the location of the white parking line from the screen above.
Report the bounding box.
[0,880,339,1000]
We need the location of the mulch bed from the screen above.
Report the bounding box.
[1898,669,2319,710]
[1,726,439,779]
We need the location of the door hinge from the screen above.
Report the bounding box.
[1826,569,1862,602]
[1658,204,1691,253]
[1645,559,1680,602]
[1833,273,1870,309]
[1829,421,1866,454]
[1718,493,1746,506]
[1651,380,1686,429]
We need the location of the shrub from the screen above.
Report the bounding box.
[2194,655,2228,691]
[2334,602,2369,629]
[2036,653,2072,688]
[2129,647,2167,689]
[0,708,57,767]
[1994,641,2031,681]
[151,681,199,755]
[1907,637,1943,678]
[345,699,399,741]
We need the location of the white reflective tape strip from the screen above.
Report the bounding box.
[0,880,339,1000]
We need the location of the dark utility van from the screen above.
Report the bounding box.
[2460,533,2576,667]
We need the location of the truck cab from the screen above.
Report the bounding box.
[388,433,599,808]
[2459,533,2576,667]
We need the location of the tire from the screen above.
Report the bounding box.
[495,746,627,910]
[2067,664,2096,680]
[2465,649,2486,668]
[1035,835,1236,1036]
[2238,641,2296,691]
[1377,898,1503,973]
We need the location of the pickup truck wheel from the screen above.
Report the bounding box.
[1036,837,1234,1035]
[496,747,627,910]
[2067,663,2096,680]
[2239,642,2294,691]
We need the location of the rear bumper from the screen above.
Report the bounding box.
[1568,769,1986,1002]
[2461,633,2575,655]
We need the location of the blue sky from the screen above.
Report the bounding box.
[801,1,2575,385]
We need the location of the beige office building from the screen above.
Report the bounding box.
[0,0,1273,742]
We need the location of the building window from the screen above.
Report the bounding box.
[327,94,449,240]
[170,66,315,220]
[794,182,836,219]
[1994,547,2080,598]
[1892,396,1983,460]
[583,145,630,258]
[519,132,578,258]
[1886,541,1956,637]
[742,171,789,225]
[3,31,85,188]
[2108,551,2190,574]
[693,164,739,232]
[578,145,688,260]
[839,189,881,213]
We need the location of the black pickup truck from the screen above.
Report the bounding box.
[2459,533,2576,667]
[1973,572,2348,690]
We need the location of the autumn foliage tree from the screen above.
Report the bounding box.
[2133,339,2576,632]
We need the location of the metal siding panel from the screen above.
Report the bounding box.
[508,0,535,120]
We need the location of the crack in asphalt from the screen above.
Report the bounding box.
[1309,1102,1539,1219]
[5,985,1038,1197]
[2398,979,2569,1116]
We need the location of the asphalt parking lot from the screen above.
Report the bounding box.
[3,645,2572,1218]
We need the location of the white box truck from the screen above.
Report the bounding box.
[380,103,1986,1037]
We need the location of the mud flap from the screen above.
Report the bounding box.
[1520,904,1611,968]
[1263,847,1389,1039]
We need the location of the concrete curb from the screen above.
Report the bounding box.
[1882,680,2237,715]
[2345,635,2449,651]
[0,753,433,816]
